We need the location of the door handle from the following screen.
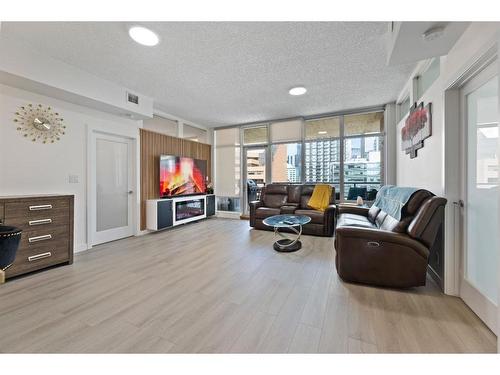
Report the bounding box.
[128,190,134,194]
[453,200,464,208]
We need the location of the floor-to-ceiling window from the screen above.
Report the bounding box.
[214,109,385,213]
[304,116,341,194]
[304,111,384,200]
[270,119,303,183]
[214,128,241,212]
[342,112,384,200]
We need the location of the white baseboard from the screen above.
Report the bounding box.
[216,211,241,219]
[75,243,89,253]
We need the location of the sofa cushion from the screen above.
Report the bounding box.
[255,207,280,219]
[367,205,381,223]
[342,213,371,223]
[375,211,388,228]
[405,190,433,216]
[280,205,298,215]
[299,185,315,208]
[379,214,413,233]
[264,184,288,195]
[263,193,287,208]
[337,214,376,229]
[294,209,324,224]
[287,185,302,204]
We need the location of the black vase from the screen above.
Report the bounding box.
[0,226,22,271]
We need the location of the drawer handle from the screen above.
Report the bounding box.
[28,234,52,243]
[29,218,52,226]
[367,241,380,247]
[29,204,53,211]
[28,252,52,262]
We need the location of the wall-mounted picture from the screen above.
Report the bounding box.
[401,102,432,158]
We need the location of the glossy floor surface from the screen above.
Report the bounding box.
[0,218,496,353]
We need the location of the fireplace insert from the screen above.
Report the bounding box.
[175,198,205,221]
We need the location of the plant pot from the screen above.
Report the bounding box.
[0,226,22,271]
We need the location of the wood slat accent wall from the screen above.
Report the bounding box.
[140,128,212,230]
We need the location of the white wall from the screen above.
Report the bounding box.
[395,23,500,300]
[0,83,142,252]
[396,23,500,193]
[396,65,445,194]
[143,115,179,137]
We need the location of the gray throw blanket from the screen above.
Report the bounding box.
[373,185,419,221]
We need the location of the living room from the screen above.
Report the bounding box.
[1,1,499,373]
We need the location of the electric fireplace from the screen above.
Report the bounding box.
[175,198,205,221]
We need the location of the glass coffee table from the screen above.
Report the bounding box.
[262,214,311,252]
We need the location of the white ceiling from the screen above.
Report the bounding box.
[1,22,416,127]
[387,22,470,65]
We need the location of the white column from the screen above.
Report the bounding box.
[384,103,397,185]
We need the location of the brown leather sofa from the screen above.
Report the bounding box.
[335,189,446,288]
[249,184,336,237]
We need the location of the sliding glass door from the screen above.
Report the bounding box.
[243,146,267,215]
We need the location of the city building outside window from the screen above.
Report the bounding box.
[214,109,385,212]
[271,143,302,183]
[304,111,384,200]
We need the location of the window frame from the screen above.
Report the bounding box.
[304,111,385,201]
[213,109,386,212]
[270,141,303,183]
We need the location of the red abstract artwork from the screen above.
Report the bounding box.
[401,102,432,159]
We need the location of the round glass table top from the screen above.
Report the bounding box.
[262,214,311,228]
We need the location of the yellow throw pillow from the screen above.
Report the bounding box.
[307,184,332,212]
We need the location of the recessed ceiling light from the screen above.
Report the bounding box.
[128,26,160,46]
[289,86,307,96]
[318,131,328,135]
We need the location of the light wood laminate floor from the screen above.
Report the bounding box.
[0,218,496,353]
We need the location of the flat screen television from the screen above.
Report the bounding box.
[159,155,207,198]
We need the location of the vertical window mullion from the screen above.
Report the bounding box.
[301,119,306,184]
[339,115,345,202]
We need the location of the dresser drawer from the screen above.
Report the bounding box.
[6,243,70,278]
[4,198,70,219]
[0,194,74,280]
[18,225,70,250]
[4,211,70,231]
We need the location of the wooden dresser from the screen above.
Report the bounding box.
[0,194,74,279]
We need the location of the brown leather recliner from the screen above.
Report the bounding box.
[334,189,447,288]
[249,184,336,237]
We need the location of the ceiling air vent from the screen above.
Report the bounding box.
[127,92,139,105]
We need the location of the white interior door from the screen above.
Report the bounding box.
[459,62,498,334]
[91,131,134,246]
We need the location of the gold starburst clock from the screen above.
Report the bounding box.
[13,103,66,143]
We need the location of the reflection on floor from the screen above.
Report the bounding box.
[0,218,496,353]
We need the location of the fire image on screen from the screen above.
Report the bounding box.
[159,156,207,197]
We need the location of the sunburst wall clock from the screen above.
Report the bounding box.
[13,103,66,143]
